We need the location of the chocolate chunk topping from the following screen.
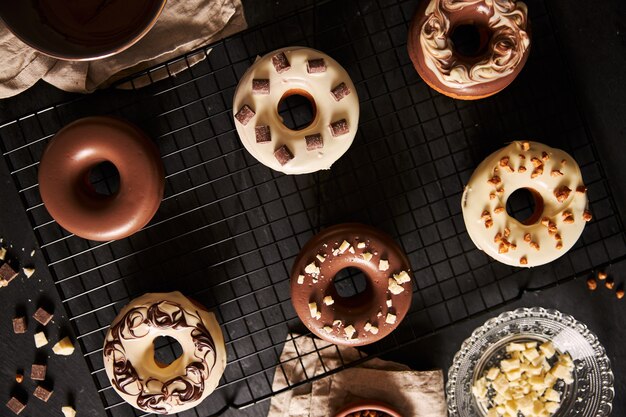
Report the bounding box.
[31,364,46,381]
[272,52,291,73]
[33,386,53,402]
[0,263,18,285]
[307,58,327,73]
[12,317,26,334]
[255,125,271,143]
[6,397,25,415]
[33,307,53,326]
[274,145,294,165]
[234,104,255,126]
[331,82,351,101]
[305,133,323,150]
[252,79,270,95]
[329,119,349,137]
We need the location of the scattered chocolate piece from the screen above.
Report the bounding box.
[307,58,326,73]
[329,119,349,137]
[6,397,25,415]
[252,79,270,95]
[0,263,18,287]
[255,125,271,143]
[33,307,53,326]
[520,256,528,265]
[274,145,294,166]
[15,374,23,383]
[605,279,615,290]
[30,364,46,381]
[330,82,351,101]
[576,185,587,194]
[583,210,593,222]
[587,278,597,291]
[234,104,255,126]
[598,271,607,280]
[12,317,26,334]
[305,133,323,150]
[272,52,291,73]
[617,289,624,300]
[33,386,53,402]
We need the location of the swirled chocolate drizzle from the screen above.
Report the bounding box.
[420,0,530,89]
[103,300,218,414]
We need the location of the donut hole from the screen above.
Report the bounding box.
[153,336,183,367]
[333,267,369,299]
[450,23,490,59]
[277,90,317,131]
[506,188,545,225]
[87,161,120,196]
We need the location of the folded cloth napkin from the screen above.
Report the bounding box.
[0,0,247,98]
[269,334,448,417]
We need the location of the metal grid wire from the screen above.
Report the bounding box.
[1,0,626,415]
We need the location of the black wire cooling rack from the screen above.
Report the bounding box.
[2,0,626,416]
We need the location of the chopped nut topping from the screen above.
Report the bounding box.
[378,259,389,271]
[520,256,528,265]
[518,165,527,173]
[344,325,356,339]
[393,271,411,284]
[496,187,505,195]
[494,232,502,243]
[551,170,564,177]
[338,240,351,254]
[521,141,530,151]
[361,252,373,261]
[333,319,342,327]
[323,295,334,306]
[556,241,563,250]
[531,166,544,178]
[541,217,550,227]
[531,157,543,167]
[587,278,597,290]
[386,299,393,307]
[563,215,574,224]
[498,243,509,254]
[576,185,587,194]
[369,325,379,334]
[524,233,531,242]
[519,154,526,160]
[606,279,615,290]
[297,275,305,285]
[548,222,558,235]
[364,322,372,331]
[308,302,318,319]
[554,186,572,203]
[583,210,593,222]
[485,219,494,228]
[323,325,333,333]
[357,242,366,249]
[598,271,607,280]
[555,233,562,241]
[304,262,320,276]
[385,313,397,324]
[481,210,491,221]
[499,157,510,167]
[489,192,496,200]
[494,206,504,214]
[316,254,326,263]
[488,176,502,186]
[530,241,540,251]
[617,289,624,300]
[541,151,550,161]
[504,227,511,238]
[388,278,404,295]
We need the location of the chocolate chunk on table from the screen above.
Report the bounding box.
[329,119,349,137]
[33,386,53,402]
[33,307,53,326]
[274,145,294,165]
[235,104,255,126]
[272,52,291,73]
[12,317,26,334]
[0,262,18,286]
[331,82,351,101]
[255,125,271,143]
[252,79,270,94]
[305,133,323,150]
[307,58,327,73]
[6,397,25,415]
[31,364,46,381]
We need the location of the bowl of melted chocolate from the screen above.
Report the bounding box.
[334,400,402,417]
[0,0,166,61]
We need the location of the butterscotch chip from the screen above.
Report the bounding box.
[541,151,549,161]
[617,289,624,300]
[530,241,540,250]
[541,217,550,227]
[496,187,504,195]
[576,185,587,194]
[531,157,543,167]
[481,210,491,220]
[329,119,349,137]
[485,219,493,228]
[489,192,496,200]
[518,166,527,173]
[520,256,528,265]
[234,104,255,125]
[551,170,564,177]
[274,145,294,166]
[31,364,46,381]
[305,133,323,150]
[521,141,530,151]
[519,154,526,159]
[598,271,607,280]
[605,279,615,290]
[487,175,501,186]
[563,216,574,224]
[554,186,572,203]
[255,125,271,143]
[555,241,563,250]
[504,227,510,238]
[498,243,509,254]
[587,278,597,290]
[531,166,543,178]
[15,374,23,383]
[252,78,270,95]
[33,386,53,402]
[6,397,25,415]
[33,307,53,326]
[494,232,502,243]
[271,52,291,73]
[524,233,531,242]
[494,206,504,214]
[583,210,593,222]
[331,82,351,101]
[12,317,26,334]
[554,233,561,241]
[306,58,326,73]
[499,157,510,167]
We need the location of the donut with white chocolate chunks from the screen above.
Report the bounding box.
[290,224,413,346]
[462,141,591,267]
[103,292,227,415]
[233,47,359,174]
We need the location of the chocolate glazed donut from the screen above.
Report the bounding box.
[290,224,413,347]
[408,0,531,100]
[38,116,164,241]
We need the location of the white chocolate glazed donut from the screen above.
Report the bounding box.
[233,46,359,174]
[103,292,227,414]
[462,141,592,267]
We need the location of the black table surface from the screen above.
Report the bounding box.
[1,1,625,416]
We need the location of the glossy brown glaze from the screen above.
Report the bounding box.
[334,400,402,417]
[38,116,164,241]
[408,0,531,100]
[290,224,413,347]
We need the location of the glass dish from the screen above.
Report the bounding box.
[446,307,613,416]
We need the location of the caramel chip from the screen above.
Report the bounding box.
[305,133,323,150]
[234,104,255,126]
[272,52,291,73]
[274,145,294,166]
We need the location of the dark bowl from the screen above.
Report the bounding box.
[0,0,166,61]
[334,400,403,417]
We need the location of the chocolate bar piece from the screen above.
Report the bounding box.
[329,119,349,137]
[33,386,53,402]
[33,307,53,326]
[31,364,46,381]
[274,145,294,166]
[235,104,255,126]
[305,133,323,150]
[255,126,271,143]
[0,263,18,286]
[272,52,291,73]
[331,82,351,101]
[307,58,327,73]
[12,317,26,334]
[252,79,270,95]
[6,397,25,415]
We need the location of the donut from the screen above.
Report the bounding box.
[461,141,592,267]
[232,47,359,175]
[103,291,227,415]
[38,116,164,241]
[290,224,413,346]
[407,0,531,100]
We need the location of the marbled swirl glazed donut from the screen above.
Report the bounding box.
[462,141,592,267]
[408,0,531,99]
[233,47,359,174]
[103,292,227,414]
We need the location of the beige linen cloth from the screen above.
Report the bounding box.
[0,0,247,98]
[269,334,448,417]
